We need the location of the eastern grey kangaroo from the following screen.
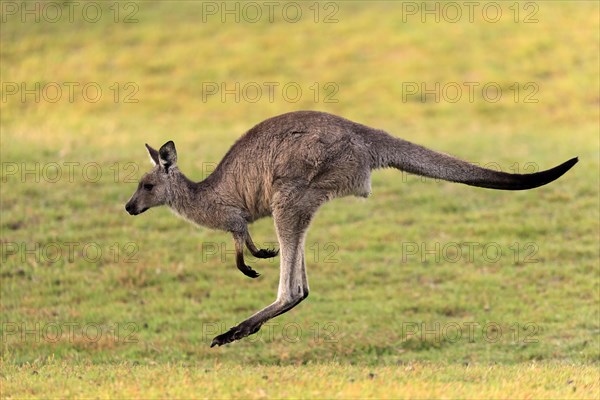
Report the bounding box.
[125,110,577,347]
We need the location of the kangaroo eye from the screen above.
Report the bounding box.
[143,183,154,191]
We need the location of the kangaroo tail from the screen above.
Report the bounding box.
[363,129,578,190]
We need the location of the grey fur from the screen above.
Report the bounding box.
[125,110,578,347]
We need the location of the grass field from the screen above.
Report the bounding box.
[1,1,599,398]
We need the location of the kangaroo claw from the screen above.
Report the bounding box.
[254,248,279,258]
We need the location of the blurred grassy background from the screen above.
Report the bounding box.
[1,0,598,375]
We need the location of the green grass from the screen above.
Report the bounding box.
[2,361,599,399]
[1,1,599,398]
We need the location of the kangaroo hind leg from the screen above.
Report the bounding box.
[210,189,323,347]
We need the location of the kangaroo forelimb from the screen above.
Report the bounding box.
[245,234,279,259]
[233,231,261,278]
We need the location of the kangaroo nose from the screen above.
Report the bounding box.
[125,202,133,214]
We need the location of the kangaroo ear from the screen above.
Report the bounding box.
[145,144,159,166]
[158,140,177,171]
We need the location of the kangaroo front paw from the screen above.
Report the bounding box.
[238,264,260,278]
[210,322,261,347]
[254,248,279,258]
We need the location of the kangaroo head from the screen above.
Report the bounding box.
[125,141,179,215]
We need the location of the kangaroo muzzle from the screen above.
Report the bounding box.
[125,201,148,216]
